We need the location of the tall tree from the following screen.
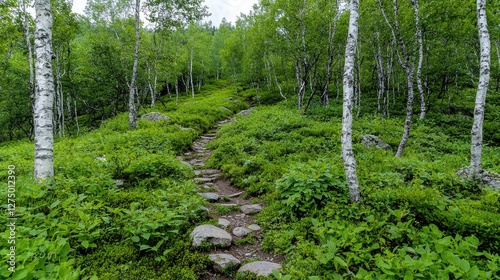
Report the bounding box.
[470,0,490,177]
[342,0,361,203]
[33,0,55,182]
[128,0,140,129]
[379,0,415,157]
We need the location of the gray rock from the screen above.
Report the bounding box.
[190,225,232,247]
[240,204,262,214]
[217,203,239,207]
[194,177,218,184]
[220,106,231,111]
[238,261,282,277]
[209,254,240,272]
[457,166,500,190]
[218,218,231,230]
[233,227,252,237]
[360,134,390,150]
[248,224,261,231]
[194,169,220,176]
[198,192,220,202]
[115,179,124,186]
[141,112,170,122]
[239,108,254,116]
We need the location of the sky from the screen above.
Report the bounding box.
[70,0,259,27]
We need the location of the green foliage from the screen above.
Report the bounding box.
[275,160,347,219]
[208,98,500,279]
[0,87,247,278]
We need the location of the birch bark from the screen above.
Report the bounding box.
[412,0,426,120]
[342,0,361,203]
[34,0,55,182]
[128,0,140,129]
[470,0,490,177]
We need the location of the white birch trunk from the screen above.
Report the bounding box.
[22,0,35,111]
[379,0,415,157]
[412,0,426,120]
[342,0,361,203]
[470,0,490,177]
[128,0,140,129]
[34,0,55,182]
[190,47,195,98]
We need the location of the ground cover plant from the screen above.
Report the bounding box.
[0,81,249,279]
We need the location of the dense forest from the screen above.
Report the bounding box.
[1,0,500,279]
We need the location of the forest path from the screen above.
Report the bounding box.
[179,115,284,279]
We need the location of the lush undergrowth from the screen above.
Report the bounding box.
[0,80,249,279]
[206,91,500,279]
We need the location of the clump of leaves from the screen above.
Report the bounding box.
[275,159,347,219]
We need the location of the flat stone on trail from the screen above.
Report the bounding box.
[209,254,240,272]
[218,218,231,230]
[198,192,220,202]
[194,169,220,176]
[240,204,262,214]
[233,227,252,237]
[194,177,217,184]
[238,261,282,277]
[190,225,232,247]
[248,224,261,231]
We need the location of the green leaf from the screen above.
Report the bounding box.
[131,236,140,243]
[142,233,151,240]
[140,244,151,251]
[49,200,61,209]
[334,256,347,268]
[82,240,89,249]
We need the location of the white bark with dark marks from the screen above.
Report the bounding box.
[128,0,140,129]
[34,0,55,182]
[470,0,490,177]
[342,0,361,203]
[412,0,425,120]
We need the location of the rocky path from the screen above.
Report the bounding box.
[178,116,284,279]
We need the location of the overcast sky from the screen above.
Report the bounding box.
[71,0,259,27]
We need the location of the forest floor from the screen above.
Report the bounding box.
[178,115,285,279]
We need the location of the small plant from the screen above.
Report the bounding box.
[275,159,347,219]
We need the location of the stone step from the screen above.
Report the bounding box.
[194,169,221,176]
[198,192,220,202]
[190,225,232,248]
[194,177,218,184]
[200,136,215,140]
[209,254,240,272]
[228,191,244,198]
[240,204,262,214]
[237,261,282,277]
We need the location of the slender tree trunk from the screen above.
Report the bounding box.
[33,0,55,182]
[470,0,490,177]
[342,0,361,203]
[22,0,35,112]
[190,47,195,98]
[128,0,140,129]
[412,0,426,120]
[379,0,415,157]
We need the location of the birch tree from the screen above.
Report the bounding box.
[379,0,415,157]
[470,0,490,177]
[342,0,361,203]
[33,0,55,182]
[412,0,426,120]
[128,0,140,129]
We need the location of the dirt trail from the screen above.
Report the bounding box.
[179,116,284,279]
